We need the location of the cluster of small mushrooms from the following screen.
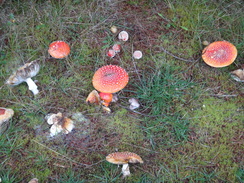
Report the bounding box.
[1,25,241,179]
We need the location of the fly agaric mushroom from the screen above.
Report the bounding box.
[118,31,129,42]
[0,107,14,130]
[106,151,143,178]
[99,92,113,107]
[202,41,237,68]
[48,41,70,59]
[46,112,74,137]
[92,65,129,107]
[112,44,121,53]
[133,50,143,59]
[6,60,40,95]
[107,49,116,58]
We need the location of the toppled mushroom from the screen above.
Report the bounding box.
[48,41,70,59]
[46,112,74,137]
[129,98,140,110]
[6,60,40,95]
[106,151,143,178]
[202,41,237,68]
[0,107,14,130]
[92,65,129,107]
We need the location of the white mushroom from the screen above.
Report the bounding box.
[6,60,40,95]
[110,25,118,34]
[118,31,129,42]
[28,178,38,183]
[129,98,140,110]
[133,50,143,59]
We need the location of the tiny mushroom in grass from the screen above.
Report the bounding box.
[28,178,38,183]
[118,31,129,42]
[129,98,140,110]
[106,151,143,178]
[6,60,40,95]
[107,49,116,58]
[0,107,14,130]
[133,50,143,59]
[202,40,237,68]
[202,40,210,46]
[48,41,70,59]
[92,65,129,107]
[46,112,74,137]
[110,25,118,34]
[112,44,121,53]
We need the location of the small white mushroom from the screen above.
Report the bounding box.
[118,31,129,42]
[133,50,143,59]
[129,98,140,110]
[28,178,38,183]
[6,60,40,95]
[110,25,118,34]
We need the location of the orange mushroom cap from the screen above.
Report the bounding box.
[48,41,70,59]
[106,152,143,165]
[202,41,237,68]
[99,92,113,107]
[92,65,129,93]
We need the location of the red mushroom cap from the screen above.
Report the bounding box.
[48,41,70,59]
[202,41,237,68]
[92,65,129,93]
[107,49,116,58]
[112,44,121,53]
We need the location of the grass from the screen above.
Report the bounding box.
[0,0,243,182]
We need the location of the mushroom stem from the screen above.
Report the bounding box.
[25,78,39,95]
[121,163,130,178]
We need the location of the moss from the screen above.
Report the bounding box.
[103,108,144,143]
